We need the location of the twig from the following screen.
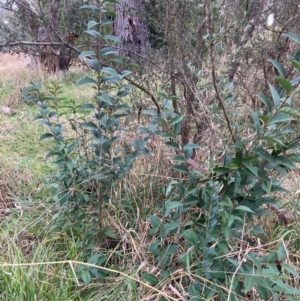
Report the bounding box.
[207,1,236,143]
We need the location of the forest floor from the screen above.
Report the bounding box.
[1,54,300,301]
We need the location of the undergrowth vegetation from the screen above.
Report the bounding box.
[3,2,300,301]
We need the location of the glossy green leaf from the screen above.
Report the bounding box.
[173,121,181,136]
[283,32,300,44]
[163,244,179,256]
[86,58,100,70]
[165,141,180,150]
[164,200,182,217]
[259,115,270,124]
[213,167,231,173]
[78,51,96,59]
[97,93,113,105]
[77,77,97,86]
[162,221,180,237]
[45,151,60,160]
[171,155,186,163]
[183,229,199,246]
[289,59,300,73]
[279,106,300,118]
[100,47,118,56]
[184,148,193,160]
[153,117,167,126]
[142,273,159,286]
[242,162,258,177]
[102,67,119,77]
[120,70,131,79]
[252,147,274,162]
[104,229,117,239]
[87,20,98,29]
[245,254,262,274]
[100,18,114,25]
[235,205,254,213]
[274,77,292,93]
[282,263,299,277]
[84,29,101,40]
[171,165,189,174]
[268,59,286,77]
[93,174,107,180]
[138,127,150,134]
[269,113,294,124]
[233,171,241,195]
[250,225,267,236]
[268,82,280,109]
[40,133,54,141]
[164,180,177,196]
[277,245,287,261]
[81,121,98,129]
[81,270,91,284]
[295,47,300,61]
[103,0,119,3]
[260,136,286,147]
[244,276,256,294]
[250,109,261,134]
[20,85,39,97]
[257,94,272,113]
[183,143,201,150]
[149,215,161,228]
[102,34,121,43]
[169,115,184,126]
[80,103,95,110]
[87,254,102,265]
[142,109,158,116]
[257,286,268,300]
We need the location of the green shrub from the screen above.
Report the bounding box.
[21,2,300,298]
[143,33,300,300]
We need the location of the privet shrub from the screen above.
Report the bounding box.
[21,1,300,298]
[142,33,300,300]
[21,0,152,263]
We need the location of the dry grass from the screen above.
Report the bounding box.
[1,53,300,300]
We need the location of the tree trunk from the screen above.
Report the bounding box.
[16,0,71,72]
[114,0,149,58]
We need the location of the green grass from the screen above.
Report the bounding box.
[2,55,300,301]
[0,62,95,300]
[0,231,91,301]
[0,61,158,301]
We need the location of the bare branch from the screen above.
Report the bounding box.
[207,0,236,143]
[0,40,81,53]
[228,0,266,82]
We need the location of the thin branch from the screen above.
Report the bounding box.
[0,40,81,53]
[113,46,185,85]
[0,3,19,13]
[228,0,266,82]
[0,41,66,47]
[13,0,40,18]
[207,1,236,143]
[124,76,161,115]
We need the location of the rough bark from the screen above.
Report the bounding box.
[114,0,149,57]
